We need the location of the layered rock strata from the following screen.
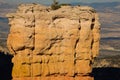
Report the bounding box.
[7,4,100,80]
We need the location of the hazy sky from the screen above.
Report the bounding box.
[2,0,120,5]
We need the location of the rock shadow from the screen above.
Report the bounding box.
[93,67,120,80]
[0,52,13,80]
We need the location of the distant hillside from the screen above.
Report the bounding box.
[71,2,120,12]
[0,2,16,17]
[0,17,9,50]
[0,17,9,31]
[89,2,120,12]
[0,2,15,9]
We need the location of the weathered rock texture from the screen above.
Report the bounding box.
[7,4,100,80]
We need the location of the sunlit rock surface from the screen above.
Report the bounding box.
[7,4,100,80]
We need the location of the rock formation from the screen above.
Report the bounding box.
[7,4,100,80]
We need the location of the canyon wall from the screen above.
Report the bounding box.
[7,4,100,80]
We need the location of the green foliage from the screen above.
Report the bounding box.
[51,0,61,10]
[60,3,71,6]
[51,0,72,10]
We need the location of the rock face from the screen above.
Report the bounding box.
[7,4,100,80]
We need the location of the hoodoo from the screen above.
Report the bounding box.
[7,4,100,80]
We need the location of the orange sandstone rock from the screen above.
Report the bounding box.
[7,4,100,80]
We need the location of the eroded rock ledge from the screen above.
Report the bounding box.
[7,4,100,80]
